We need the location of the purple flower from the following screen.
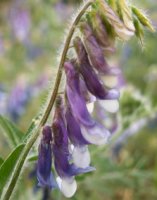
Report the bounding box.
[64,61,95,126]
[64,61,111,145]
[52,97,94,177]
[73,37,119,100]
[93,101,118,134]
[52,120,94,177]
[65,103,89,146]
[37,126,57,189]
[52,97,95,197]
[65,103,91,169]
[80,122,111,145]
[80,22,120,75]
[80,21,110,74]
[79,78,96,103]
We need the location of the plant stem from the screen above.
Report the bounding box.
[2,1,93,200]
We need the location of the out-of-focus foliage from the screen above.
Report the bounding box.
[0,0,157,200]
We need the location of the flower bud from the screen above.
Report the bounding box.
[80,21,110,74]
[133,18,144,45]
[132,6,155,32]
[97,0,135,40]
[117,0,135,32]
[88,12,114,49]
[74,36,117,99]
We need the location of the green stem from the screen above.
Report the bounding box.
[3,1,93,200]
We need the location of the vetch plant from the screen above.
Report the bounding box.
[0,0,154,199]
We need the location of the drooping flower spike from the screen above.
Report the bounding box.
[34,0,154,199]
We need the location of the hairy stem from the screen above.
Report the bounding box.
[3,1,93,200]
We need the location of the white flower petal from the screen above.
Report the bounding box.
[56,177,62,189]
[88,93,97,103]
[99,100,119,113]
[116,27,135,40]
[87,102,94,114]
[56,177,77,198]
[69,144,74,154]
[101,75,118,88]
[80,124,111,145]
[72,146,90,168]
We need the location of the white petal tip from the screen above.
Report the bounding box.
[100,100,119,113]
[56,177,77,198]
[81,125,111,145]
[102,75,118,88]
[87,102,94,114]
[73,146,90,168]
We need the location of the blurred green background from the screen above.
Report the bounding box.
[0,0,157,199]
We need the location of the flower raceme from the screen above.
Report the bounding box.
[36,6,124,199]
[36,0,154,198]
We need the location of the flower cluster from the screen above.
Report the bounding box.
[36,0,154,198]
[37,98,95,198]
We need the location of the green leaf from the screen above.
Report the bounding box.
[0,115,24,147]
[0,156,4,167]
[0,144,25,197]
